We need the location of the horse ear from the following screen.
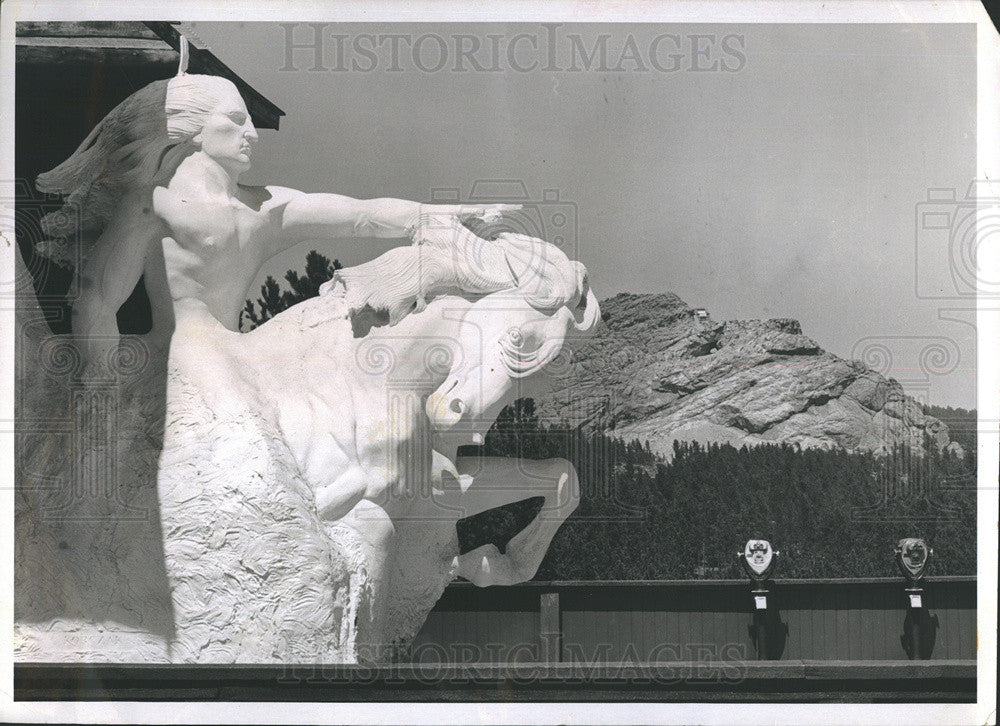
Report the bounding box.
[571,287,601,334]
[572,261,589,309]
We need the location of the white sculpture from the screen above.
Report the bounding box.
[160,225,598,660]
[17,61,600,662]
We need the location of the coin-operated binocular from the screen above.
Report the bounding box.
[895,538,932,608]
[895,538,936,659]
[739,539,779,610]
[739,539,782,660]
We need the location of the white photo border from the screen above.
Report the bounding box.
[0,1,996,724]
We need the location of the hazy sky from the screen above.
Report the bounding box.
[190,22,977,408]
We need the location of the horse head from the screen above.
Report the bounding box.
[425,233,601,432]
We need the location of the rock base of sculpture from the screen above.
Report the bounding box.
[13,254,389,663]
[15,349,393,663]
[158,363,353,662]
[14,255,174,661]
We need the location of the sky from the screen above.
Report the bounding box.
[189,21,977,409]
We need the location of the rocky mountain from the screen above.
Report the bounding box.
[536,293,957,459]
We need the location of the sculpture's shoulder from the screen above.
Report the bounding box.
[249,184,300,213]
[150,185,181,219]
[151,185,213,237]
[231,184,308,228]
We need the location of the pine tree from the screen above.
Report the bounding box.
[241,250,342,330]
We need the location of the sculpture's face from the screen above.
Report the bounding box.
[426,285,600,432]
[194,85,258,173]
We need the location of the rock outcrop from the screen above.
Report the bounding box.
[537,293,953,459]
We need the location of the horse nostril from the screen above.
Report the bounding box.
[449,398,465,414]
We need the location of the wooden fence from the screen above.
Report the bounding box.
[15,577,976,701]
[411,577,976,664]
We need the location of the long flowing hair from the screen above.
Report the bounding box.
[332,228,588,326]
[34,74,239,266]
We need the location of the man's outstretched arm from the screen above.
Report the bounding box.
[272,186,518,255]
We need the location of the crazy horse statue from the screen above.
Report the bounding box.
[14,59,600,663]
[155,224,599,663]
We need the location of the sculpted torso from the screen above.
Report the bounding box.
[152,180,292,331]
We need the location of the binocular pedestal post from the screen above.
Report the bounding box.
[751,586,770,660]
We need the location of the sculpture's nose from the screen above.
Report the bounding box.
[426,391,464,430]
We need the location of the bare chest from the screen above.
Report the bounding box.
[152,187,273,258]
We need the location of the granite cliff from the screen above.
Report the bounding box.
[536,293,957,459]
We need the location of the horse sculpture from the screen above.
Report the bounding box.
[16,220,599,663]
[154,222,601,660]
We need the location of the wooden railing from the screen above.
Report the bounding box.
[14,577,977,701]
[411,576,976,664]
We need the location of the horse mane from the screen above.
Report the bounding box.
[323,227,588,327]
